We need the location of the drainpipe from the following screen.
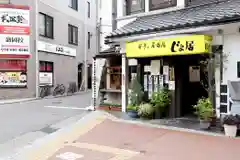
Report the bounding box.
[112,0,117,31]
[35,0,39,98]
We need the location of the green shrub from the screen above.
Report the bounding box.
[127,105,138,111]
[138,103,154,119]
[193,97,213,121]
[151,87,171,109]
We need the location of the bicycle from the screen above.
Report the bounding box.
[52,84,65,96]
[67,82,77,95]
[39,85,51,98]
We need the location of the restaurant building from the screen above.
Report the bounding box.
[104,0,240,118]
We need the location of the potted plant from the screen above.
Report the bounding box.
[127,105,139,118]
[127,76,144,119]
[223,114,238,137]
[151,87,171,119]
[193,97,214,129]
[138,103,155,119]
[128,77,144,107]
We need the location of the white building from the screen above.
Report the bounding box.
[0,0,97,99]
[102,0,240,118]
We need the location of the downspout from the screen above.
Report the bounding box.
[112,0,117,31]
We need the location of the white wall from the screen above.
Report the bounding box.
[98,0,113,51]
[222,34,240,83]
[116,0,185,29]
[40,0,97,63]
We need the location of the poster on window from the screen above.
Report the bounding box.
[39,72,53,86]
[0,72,27,87]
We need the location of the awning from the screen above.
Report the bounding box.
[95,46,121,58]
[106,0,240,39]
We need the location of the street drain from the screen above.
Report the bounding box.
[40,126,58,134]
[52,101,62,104]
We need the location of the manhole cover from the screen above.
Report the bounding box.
[40,126,58,134]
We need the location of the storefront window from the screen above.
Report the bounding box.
[0,60,27,88]
[126,0,145,15]
[149,0,177,11]
[39,61,54,86]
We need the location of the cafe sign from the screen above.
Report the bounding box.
[126,35,212,58]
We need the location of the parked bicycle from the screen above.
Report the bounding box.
[52,84,65,96]
[67,82,77,95]
[40,85,51,98]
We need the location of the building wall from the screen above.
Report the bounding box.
[0,0,97,99]
[0,0,36,99]
[97,0,113,51]
[116,0,185,28]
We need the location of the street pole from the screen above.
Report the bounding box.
[35,0,39,98]
[84,1,88,92]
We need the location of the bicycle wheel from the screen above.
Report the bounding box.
[59,84,66,95]
[46,86,51,96]
[40,87,46,98]
[52,85,59,96]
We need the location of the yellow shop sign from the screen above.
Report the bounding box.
[126,35,212,58]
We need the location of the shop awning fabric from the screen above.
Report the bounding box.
[106,0,240,39]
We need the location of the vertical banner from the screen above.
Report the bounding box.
[148,75,153,98]
[163,65,169,84]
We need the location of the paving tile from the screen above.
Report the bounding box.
[47,146,115,160]
[76,119,168,151]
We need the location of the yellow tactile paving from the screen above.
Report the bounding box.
[24,114,107,160]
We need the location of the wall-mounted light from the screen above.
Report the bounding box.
[218,29,223,35]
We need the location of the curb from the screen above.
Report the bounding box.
[39,90,91,100]
[0,98,37,106]
[0,90,91,105]
[100,111,226,137]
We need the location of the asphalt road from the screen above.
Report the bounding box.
[0,92,92,158]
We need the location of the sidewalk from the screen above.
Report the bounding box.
[0,98,36,105]
[15,111,240,160]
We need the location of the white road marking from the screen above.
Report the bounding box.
[56,152,84,160]
[44,106,88,110]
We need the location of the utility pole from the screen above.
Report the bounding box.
[35,0,39,98]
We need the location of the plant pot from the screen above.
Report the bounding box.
[127,110,139,118]
[110,106,122,111]
[154,107,161,119]
[97,106,110,111]
[200,120,210,129]
[224,124,237,137]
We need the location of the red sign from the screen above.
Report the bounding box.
[0,4,30,59]
[0,25,30,35]
[0,60,26,71]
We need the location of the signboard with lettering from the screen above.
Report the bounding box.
[0,4,30,58]
[126,35,212,58]
[39,72,53,86]
[0,71,27,87]
[38,41,77,57]
[0,34,29,55]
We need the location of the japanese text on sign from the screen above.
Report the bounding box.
[126,35,212,58]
